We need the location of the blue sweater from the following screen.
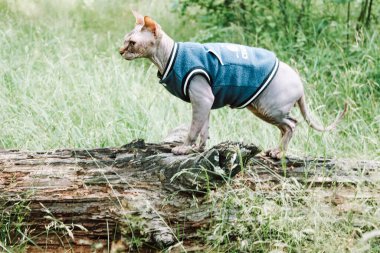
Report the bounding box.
[158,42,279,109]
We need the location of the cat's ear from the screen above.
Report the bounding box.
[132,10,144,25]
[143,16,160,37]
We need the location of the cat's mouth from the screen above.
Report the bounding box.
[122,54,134,60]
[121,52,140,61]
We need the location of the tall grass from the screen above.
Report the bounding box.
[0,0,379,159]
[201,175,380,252]
[0,0,191,149]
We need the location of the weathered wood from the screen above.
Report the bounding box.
[0,140,260,252]
[0,140,379,252]
[251,155,380,186]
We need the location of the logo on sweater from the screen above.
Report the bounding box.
[224,44,248,60]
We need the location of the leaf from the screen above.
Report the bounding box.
[74,224,88,232]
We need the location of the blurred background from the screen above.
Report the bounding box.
[0,0,379,159]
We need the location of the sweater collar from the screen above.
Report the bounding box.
[157,42,179,81]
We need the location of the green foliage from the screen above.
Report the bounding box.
[120,213,152,250]
[178,0,377,46]
[0,196,31,252]
[202,179,380,252]
[0,0,378,158]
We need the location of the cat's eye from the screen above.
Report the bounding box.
[129,40,136,46]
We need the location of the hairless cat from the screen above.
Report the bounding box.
[119,11,347,159]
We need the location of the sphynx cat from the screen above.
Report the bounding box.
[119,11,347,159]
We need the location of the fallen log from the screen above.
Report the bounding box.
[0,140,260,252]
[0,139,379,252]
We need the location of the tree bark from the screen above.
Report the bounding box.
[0,140,260,252]
[0,140,379,252]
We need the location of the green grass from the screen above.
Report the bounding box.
[0,194,31,252]
[0,0,379,252]
[0,0,378,159]
[201,177,380,252]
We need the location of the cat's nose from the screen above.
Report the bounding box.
[119,47,126,55]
